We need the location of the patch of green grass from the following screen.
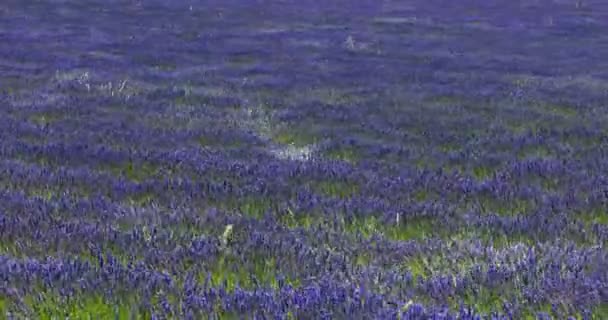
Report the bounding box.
[592,304,608,319]
[124,192,156,207]
[13,149,55,167]
[29,188,58,201]
[272,130,317,147]
[438,142,461,153]
[1,75,48,94]
[1,290,151,320]
[504,117,545,135]
[28,294,136,320]
[346,215,435,241]
[2,231,138,267]
[28,112,62,126]
[314,180,358,198]
[388,218,436,241]
[476,196,536,217]
[0,296,6,317]
[204,252,301,292]
[415,156,439,170]
[326,147,359,163]
[471,165,495,180]
[413,189,433,202]
[450,226,535,249]
[279,208,314,229]
[404,253,476,280]
[103,161,161,183]
[578,208,608,226]
[458,287,505,317]
[197,134,218,147]
[538,102,578,118]
[404,256,440,280]
[229,197,272,218]
[354,252,373,267]
[517,145,553,159]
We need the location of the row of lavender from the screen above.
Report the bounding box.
[2,0,608,318]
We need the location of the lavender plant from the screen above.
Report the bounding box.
[1,0,608,319]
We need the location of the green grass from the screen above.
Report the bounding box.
[592,304,608,319]
[538,101,578,118]
[517,145,554,159]
[325,147,359,163]
[197,134,218,147]
[578,208,608,226]
[438,142,461,153]
[28,112,63,126]
[0,296,7,319]
[1,75,48,95]
[415,156,440,171]
[0,290,156,320]
[124,192,156,207]
[1,232,136,266]
[474,196,536,217]
[456,287,505,317]
[25,293,138,320]
[271,130,317,147]
[346,215,435,241]
[404,254,475,280]
[314,180,359,198]
[279,208,314,229]
[233,197,272,218]
[413,190,432,202]
[102,161,161,183]
[206,255,300,291]
[471,165,495,180]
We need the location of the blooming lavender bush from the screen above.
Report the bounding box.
[1,0,608,319]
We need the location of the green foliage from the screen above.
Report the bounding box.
[206,255,300,291]
[578,208,608,226]
[16,292,146,320]
[326,147,358,163]
[475,196,536,217]
[404,254,475,280]
[461,288,504,316]
[236,197,272,218]
[272,130,317,147]
[517,145,553,159]
[279,208,313,229]
[29,112,62,126]
[346,215,435,241]
[102,160,161,183]
[315,180,358,198]
[472,165,494,180]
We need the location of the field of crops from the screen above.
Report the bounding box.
[1,1,608,319]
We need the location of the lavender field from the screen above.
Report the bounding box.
[1,1,608,319]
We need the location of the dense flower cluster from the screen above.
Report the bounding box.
[1,0,608,319]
